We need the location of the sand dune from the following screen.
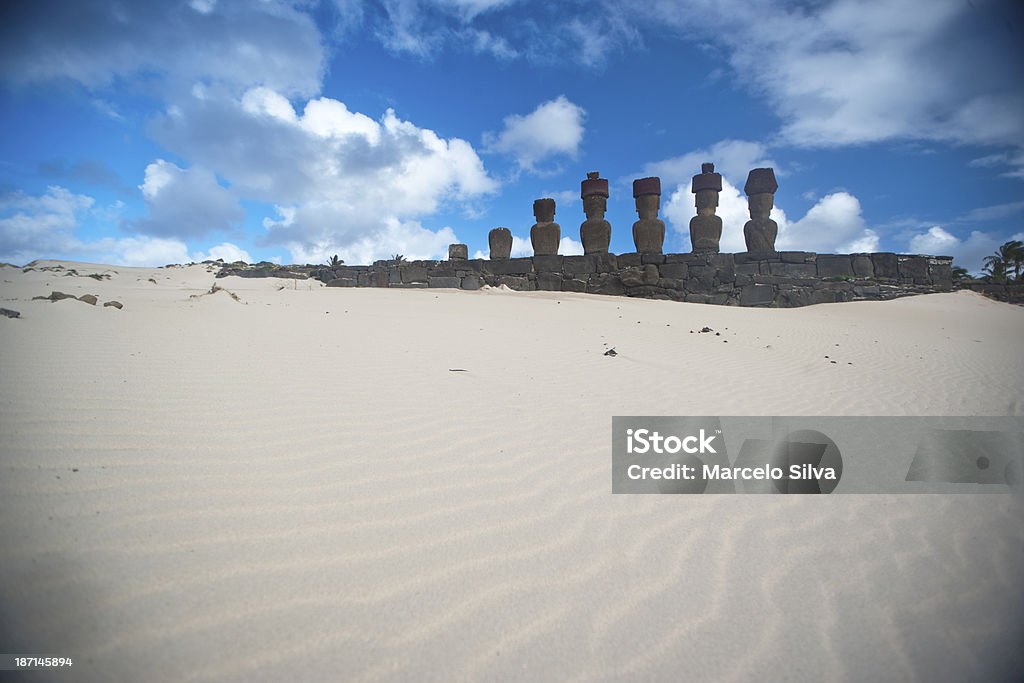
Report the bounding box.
[1,261,1022,682]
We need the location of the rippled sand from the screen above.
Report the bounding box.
[2,261,1022,682]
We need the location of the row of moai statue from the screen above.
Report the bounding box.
[485,164,779,258]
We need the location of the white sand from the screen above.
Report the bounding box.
[1,261,1022,682]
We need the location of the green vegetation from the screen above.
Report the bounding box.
[981,240,1023,282]
[326,254,344,269]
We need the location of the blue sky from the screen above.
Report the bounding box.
[1,0,1022,273]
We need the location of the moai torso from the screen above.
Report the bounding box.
[632,177,665,254]
[743,168,779,254]
[580,171,611,254]
[489,227,512,260]
[689,162,723,253]
[530,198,560,256]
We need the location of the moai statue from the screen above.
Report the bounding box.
[743,168,779,254]
[689,162,723,253]
[632,177,665,254]
[579,171,611,254]
[530,198,560,256]
[448,243,468,260]
[488,227,512,260]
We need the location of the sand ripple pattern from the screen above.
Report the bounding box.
[2,271,1023,682]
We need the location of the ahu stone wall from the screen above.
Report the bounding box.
[307,251,953,307]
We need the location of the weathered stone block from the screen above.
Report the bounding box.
[642,252,666,265]
[735,273,754,287]
[587,274,625,295]
[448,243,468,260]
[369,271,389,287]
[326,278,357,287]
[488,275,531,290]
[872,253,898,279]
[659,262,689,279]
[655,277,683,291]
[426,266,456,278]
[735,263,759,276]
[536,272,562,291]
[485,258,534,276]
[810,289,838,304]
[563,255,597,276]
[770,262,817,278]
[428,276,461,288]
[816,255,853,278]
[686,293,711,304]
[595,253,618,272]
[777,288,813,307]
[562,278,588,292]
[780,251,814,263]
[388,267,401,285]
[461,275,481,290]
[739,284,775,306]
[616,252,642,267]
[533,255,564,273]
[898,256,929,283]
[401,265,429,283]
[851,255,874,278]
[390,282,428,289]
[853,284,881,297]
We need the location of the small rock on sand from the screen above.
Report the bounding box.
[103,301,124,309]
[78,294,98,305]
[0,308,20,318]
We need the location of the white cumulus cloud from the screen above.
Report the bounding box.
[484,96,586,172]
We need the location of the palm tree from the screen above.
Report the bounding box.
[391,254,406,263]
[951,265,970,283]
[999,240,1023,281]
[982,255,1007,282]
[326,254,344,269]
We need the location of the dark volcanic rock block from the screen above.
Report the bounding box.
[616,252,642,267]
[448,244,468,260]
[851,255,874,278]
[898,256,929,283]
[400,265,429,283]
[770,262,817,278]
[461,275,481,290]
[486,275,531,290]
[484,258,534,276]
[641,252,666,265]
[428,276,461,288]
[588,274,625,295]
[536,272,563,291]
[369,271,389,287]
[659,262,689,279]
[562,278,588,292]
[780,251,814,263]
[563,255,597,276]
[533,254,564,273]
[816,255,853,278]
[739,284,775,306]
[929,260,952,288]
[871,253,898,279]
[327,278,357,287]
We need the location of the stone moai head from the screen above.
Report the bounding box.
[744,168,778,215]
[691,162,723,216]
[534,197,556,223]
[743,167,779,253]
[581,171,609,219]
[448,243,468,260]
[488,227,513,260]
[633,177,661,218]
[747,192,774,218]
